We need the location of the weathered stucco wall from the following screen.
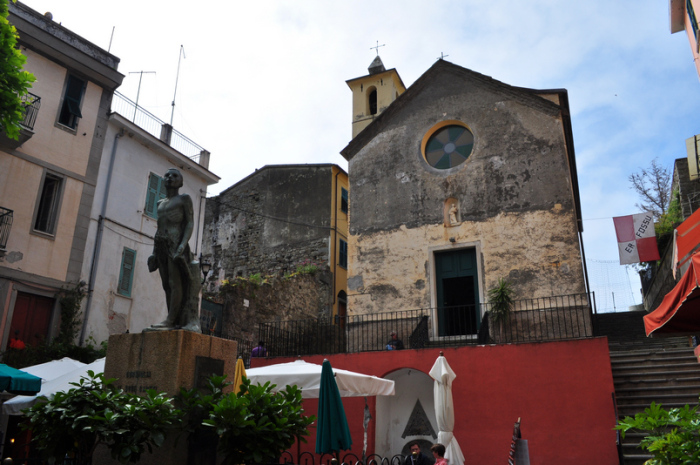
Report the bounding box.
[202,165,335,290]
[344,63,585,315]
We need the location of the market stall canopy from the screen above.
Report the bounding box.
[645,253,700,337]
[3,358,105,415]
[0,364,41,395]
[246,359,395,398]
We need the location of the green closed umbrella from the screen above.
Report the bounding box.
[0,364,41,395]
[316,360,352,454]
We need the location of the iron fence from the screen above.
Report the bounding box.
[19,92,40,131]
[110,91,206,160]
[0,207,12,249]
[257,293,595,357]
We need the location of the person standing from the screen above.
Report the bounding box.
[251,340,267,357]
[387,331,404,350]
[404,442,429,465]
[431,444,447,465]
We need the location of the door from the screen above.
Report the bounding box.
[10,292,54,347]
[435,249,480,336]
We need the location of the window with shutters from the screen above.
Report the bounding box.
[341,187,349,214]
[144,173,167,219]
[33,172,64,235]
[339,239,348,269]
[57,75,86,130]
[117,247,136,297]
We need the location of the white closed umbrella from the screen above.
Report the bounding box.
[429,353,464,465]
[246,359,395,398]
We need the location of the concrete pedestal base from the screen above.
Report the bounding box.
[97,330,238,464]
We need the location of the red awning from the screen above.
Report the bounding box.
[645,253,700,337]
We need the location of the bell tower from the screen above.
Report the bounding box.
[346,56,406,138]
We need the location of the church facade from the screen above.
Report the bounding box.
[341,59,588,340]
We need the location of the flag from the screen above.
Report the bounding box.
[613,213,661,265]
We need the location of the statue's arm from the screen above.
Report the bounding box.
[175,194,195,258]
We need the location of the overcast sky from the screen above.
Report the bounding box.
[22,0,700,309]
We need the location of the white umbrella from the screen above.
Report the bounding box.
[429,353,465,465]
[3,358,105,415]
[246,359,395,398]
[18,357,86,384]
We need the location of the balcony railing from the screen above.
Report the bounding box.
[19,92,41,131]
[111,92,207,162]
[251,293,595,357]
[0,207,12,249]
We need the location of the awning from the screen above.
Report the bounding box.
[0,364,42,395]
[644,253,700,337]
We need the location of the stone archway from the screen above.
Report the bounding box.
[375,368,437,458]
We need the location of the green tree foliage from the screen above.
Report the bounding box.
[616,401,700,464]
[0,0,35,139]
[203,377,315,465]
[23,372,182,465]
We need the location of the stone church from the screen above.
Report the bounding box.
[342,57,589,338]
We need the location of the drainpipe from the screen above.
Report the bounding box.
[80,128,123,345]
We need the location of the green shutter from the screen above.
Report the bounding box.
[339,239,348,269]
[341,188,349,213]
[118,247,136,296]
[145,174,162,218]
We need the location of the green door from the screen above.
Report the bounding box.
[435,249,480,336]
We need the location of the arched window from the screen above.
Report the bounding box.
[369,88,378,115]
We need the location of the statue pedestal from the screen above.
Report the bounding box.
[104,330,238,396]
[97,330,238,465]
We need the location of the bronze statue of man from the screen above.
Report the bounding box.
[146,168,201,332]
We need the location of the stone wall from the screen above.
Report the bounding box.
[202,165,335,293]
[216,270,333,345]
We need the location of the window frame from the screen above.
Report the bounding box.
[56,74,87,131]
[32,171,65,237]
[339,239,348,269]
[144,173,167,219]
[117,247,137,297]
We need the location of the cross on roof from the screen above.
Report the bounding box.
[371,41,385,56]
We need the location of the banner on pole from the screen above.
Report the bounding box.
[613,213,660,265]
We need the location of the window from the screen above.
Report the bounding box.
[58,75,86,129]
[422,122,474,170]
[144,173,167,219]
[341,187,349,214]
[369,88,378,115]
[33,173,63,235]
[339,239,348,269]
[117,247,136,297]
[688,0,699,38]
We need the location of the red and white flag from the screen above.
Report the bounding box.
[613,213,661,265]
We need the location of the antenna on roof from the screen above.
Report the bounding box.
[437,52,449,60]
[170,45,186,126]
[108,26,115,53]
[128,71,156,122]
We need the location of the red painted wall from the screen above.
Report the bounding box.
[251,337,618,465]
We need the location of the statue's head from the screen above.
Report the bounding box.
[164,168,184,189]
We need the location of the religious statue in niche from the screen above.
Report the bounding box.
[449,203,459,226]
[145,168,201,333]
[444,198,461,227]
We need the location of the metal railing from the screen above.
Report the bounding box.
[111,91,206,161]
[19,92,40,130]
[256,293,595,357]
[0,207,13,249]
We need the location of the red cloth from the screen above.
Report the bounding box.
[645,253,700,336]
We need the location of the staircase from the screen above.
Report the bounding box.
[595,311,700,465]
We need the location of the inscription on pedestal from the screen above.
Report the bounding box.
[195,356,225,389]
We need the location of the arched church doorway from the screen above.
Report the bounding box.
[375,368,437,459]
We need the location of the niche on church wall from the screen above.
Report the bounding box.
[443,198,461,227]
